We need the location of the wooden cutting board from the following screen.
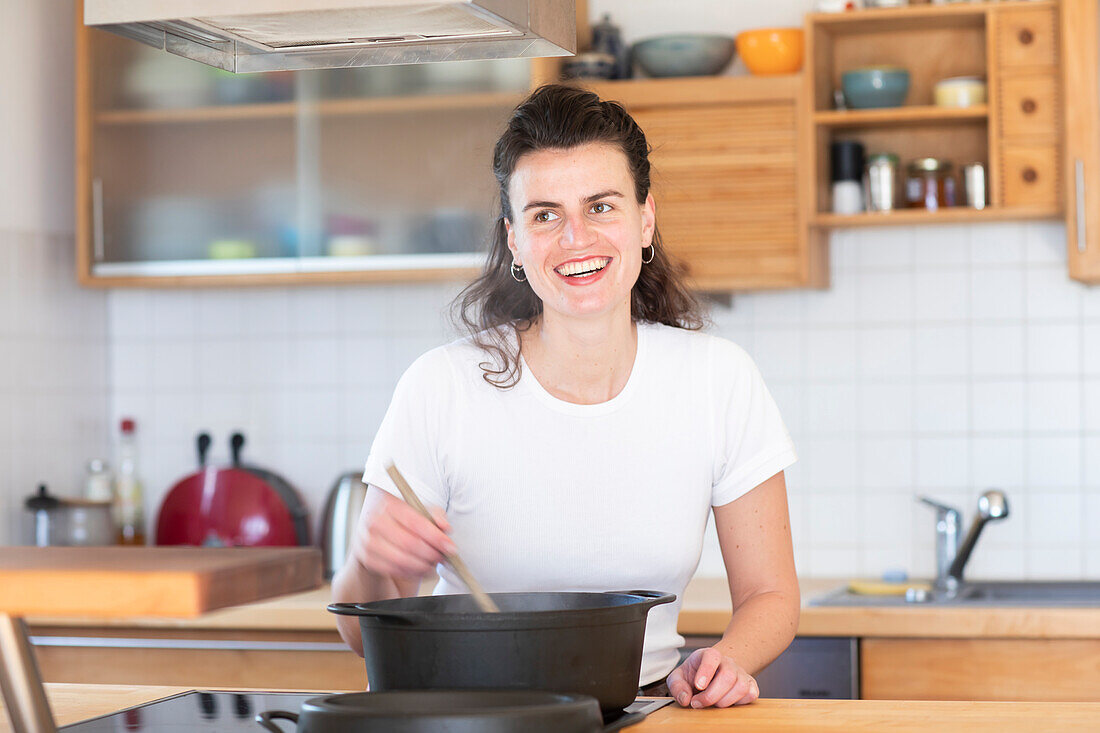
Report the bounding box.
[0,547,322,618]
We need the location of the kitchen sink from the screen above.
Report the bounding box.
[810,580,1100,607]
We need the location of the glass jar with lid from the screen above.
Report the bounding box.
[905,157,956,211]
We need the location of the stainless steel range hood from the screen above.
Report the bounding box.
[85,0,575,73]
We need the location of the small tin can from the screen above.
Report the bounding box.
[962,163,987,210]
[864,153,900,211]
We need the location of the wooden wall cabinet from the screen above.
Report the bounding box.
[31,626,366,691]
[583,76,824,291]
[75,0,534,288]
[1060,0,1100,283]
[75,0,820,292]
[803,1,1064,231]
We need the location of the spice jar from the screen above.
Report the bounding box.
[905,158,956,211]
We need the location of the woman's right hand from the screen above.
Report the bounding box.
[352,488,456,580]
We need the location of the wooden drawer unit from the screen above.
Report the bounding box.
[997,6,1058,68]
[862,638,1100,702]
[1000,74,1060,140]
[606,74,823,291]
[1000,145,1061,208]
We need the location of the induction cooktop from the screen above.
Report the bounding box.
[62,691,674,732]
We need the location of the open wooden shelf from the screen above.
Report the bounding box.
[808,0,1053,33]
[584,74,801,107]
[95,90,524,125]
[814,105,988,128]
[811,205,1061,229]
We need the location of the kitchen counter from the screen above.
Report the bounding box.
[26,577,1100,639]
[4,684,1099,732]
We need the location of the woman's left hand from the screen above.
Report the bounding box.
[665,647,759,709]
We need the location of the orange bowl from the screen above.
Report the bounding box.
[736,28,804,75]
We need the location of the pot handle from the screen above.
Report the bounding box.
[603,711,646,733]
[254,710,297,732]
[326,602,416,623]
[605,590,677,610]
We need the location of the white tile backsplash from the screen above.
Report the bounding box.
[971,436,1026,489]
[0,231,107,544]
[913,381,969,434]
[857,327,913,380]
[1026,380,1082,433]
[911,224,971,267]
[972,379,1026,433]
[89,220,1100,582]
[1026,265,1083,320]
[914,437,970,489]
[1026,490,1083,546]
[856,271,914,323]
[970,267,1026,320]
[857,383,913,434]
[1026,323,1080,376]
[971,222,1026,264]
[913,270,970,322]
[970,323,1026,376]
[913,325,969,377]
[1026,436,1082,488]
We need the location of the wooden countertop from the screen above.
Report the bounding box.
[26,577,1100,639]
[6,684,1100,732]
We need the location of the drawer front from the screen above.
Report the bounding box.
[997,7,1058,68]
[1001,145,1061,208]
[1000,74,1059,139]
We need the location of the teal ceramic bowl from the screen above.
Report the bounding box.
[841,67,910,109]
[632,35,736,78]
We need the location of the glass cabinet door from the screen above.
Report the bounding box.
[86,26,531,280]
[304,60,529,272]
[91,33,299,275]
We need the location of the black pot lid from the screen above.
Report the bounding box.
[294,690,605,733]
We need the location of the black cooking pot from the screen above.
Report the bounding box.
[254,690,644,733]
[328,590,675,715]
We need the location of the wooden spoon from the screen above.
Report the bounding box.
[385,462,500,613]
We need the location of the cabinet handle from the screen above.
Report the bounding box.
[1076,158,1087,254]
[92,178,104,262]
[1020,98,1037,114]
[1018,28,1034,45]
[1022,167,1038,183]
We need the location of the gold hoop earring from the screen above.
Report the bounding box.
[510,260,527,283]
[641,244,655,264]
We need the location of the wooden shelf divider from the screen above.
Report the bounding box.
[814,105,988,128]
[96,90,525,125]
[812,205,1060,229]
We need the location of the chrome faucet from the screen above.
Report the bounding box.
[917,490,1010,594]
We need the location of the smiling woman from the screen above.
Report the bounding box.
[332,85,802,711]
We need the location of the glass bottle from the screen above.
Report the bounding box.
[114,418,146,545]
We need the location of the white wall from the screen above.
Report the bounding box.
[106,220,1100,581]
[103,0,1100,581]
[0,0,108,544]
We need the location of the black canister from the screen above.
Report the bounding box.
[830,140,866,182]
[590,14,631,80]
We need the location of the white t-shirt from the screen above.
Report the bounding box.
[362,321,796,685]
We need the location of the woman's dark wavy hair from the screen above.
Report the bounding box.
[451,83,706,389]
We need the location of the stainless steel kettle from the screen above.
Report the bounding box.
[24,484,116,546]
[319,472,368,580]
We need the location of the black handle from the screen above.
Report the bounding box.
[197,433,212,467]
[255,710,297,732]
[604,711,646,733]
[326,603,416,624]
[605,590,677,610]
[230,432,245,467]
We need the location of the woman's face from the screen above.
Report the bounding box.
[505,142,655,324]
